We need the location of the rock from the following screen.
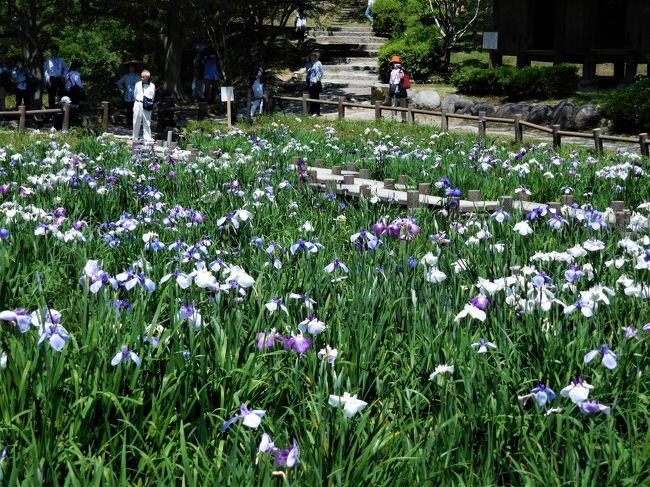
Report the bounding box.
[441,94,474,113]
[551,100,577,130]
[470,102,496,116]
[527,105,553,125]
[409,90,441,110]
[572,105,602,131]
[371,84,390,105]
[496,103,530,119]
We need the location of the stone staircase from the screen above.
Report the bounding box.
[309,15,387,101]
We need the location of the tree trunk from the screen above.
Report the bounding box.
[21,1,43,108]
[161,5,186,99]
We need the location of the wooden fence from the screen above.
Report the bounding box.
[0,101,110,133]
[272,94,650,156]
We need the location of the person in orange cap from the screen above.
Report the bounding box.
[389,55,406,120]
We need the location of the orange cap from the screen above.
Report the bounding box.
[389,55,401,64]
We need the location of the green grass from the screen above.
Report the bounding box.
[0,118,649,485]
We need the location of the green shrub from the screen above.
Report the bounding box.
[602,77,650,132]
[372,0,407,38]
[377,24,443,82]
[451,64,579,99]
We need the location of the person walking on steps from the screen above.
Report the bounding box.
[306,52,323,116]
[133,70,155,142]
[295,9,307,47]
[43,45,68,109]
[365,0,375,23]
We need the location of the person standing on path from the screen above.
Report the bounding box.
[365,0,375,23]
[249,60,266,118]
[0,48,10,111]
[389,56,407,121]
[64,61,85,104]
[11,60,32,110]
[306,52,323,116]
[43,45,68,109]
[202,47,222,104]
[117,62,140,127]
[133,70,155,142]
[295,9,308,47]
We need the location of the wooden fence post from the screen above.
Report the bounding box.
[478,110,486,139]
[441,107,448,132]
[338,96,345,119]
[514,114,523,144]
[468,190,481,202]
[18,105,26,131]
[640,133,649,157]
[384,178,395,190]
[593,128,603,154]
[407,103,413,125]
[246,90,252,123]
[62,104,71,131]
[102,101,109,133]
[407,190,420,209]
[375,100,381,120]
[302,93,309,116]
[552,124,561,149]
[264,88,271,114]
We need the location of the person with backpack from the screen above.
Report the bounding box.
[133,70,155,142]
[43,45,68,109]
[11,60,32,110]
[64,61,85,104]
[248,60,266,118]
[388,55,410,121]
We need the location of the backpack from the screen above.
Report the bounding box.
[401,71,411,90]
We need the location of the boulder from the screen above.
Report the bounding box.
[572,105,602,131]
[551,100,577,130]
[496,103,530,120]
[470,102,496,116]
[371,84,390,105]
[527,105,553,125]
[441,94,474,113]
[409,90,441,110]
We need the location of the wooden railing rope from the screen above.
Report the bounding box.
[273,95,650,156]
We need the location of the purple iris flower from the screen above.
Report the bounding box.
[290,239,317,255]
[287,333,312,354]
[526,207,547,221]
[471,338,497,353]
[111,346,141,366]
[371,216,390,235]
[578,400,610,415]
[386,217,421,240]
[0,228,9,239]
[434,178,450,189]
[350,228,382,252]
[444,187,462,198]
[491,208,510,223]
[38,322,70,352]
[530,384,556,406]
[273,439,300,468]
[547,214,568,230]
[0,309,31,333]
[470,294,489,311]
[564,265,584,283]
[584,345,617,370]
[222,404,266,432]
[324,258,349,273]
[257,329,285,350]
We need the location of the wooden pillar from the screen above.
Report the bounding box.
[302,93,309,116]
[516,53,531,68]
[478,110,486,139]
[407,104,413,125]
[338,96,345,119]
[639,133,649,157]
[62,104,70,131]
[614,62,625,79]
[441,107,448,132]
[406,191,420,209]
[375,100,381,120]
[514,114,523,144]
[384,178,395,189]
[583,53,596,81]
[246,90,252,123]
[593,128,603,154]
[489,51,503,67]
[552,125,561,149]
[263,88,271,114]
[468,190,481,201]
[18,105,26,131]
[102,101,109,133]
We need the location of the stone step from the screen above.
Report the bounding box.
[318,47,380,58]
[310,27,376,35]
[323,67,379,77]
[323,77,379,87]
[313,36,387,45]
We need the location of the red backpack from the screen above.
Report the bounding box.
[401,71,411,89]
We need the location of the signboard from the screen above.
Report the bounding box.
[220,86,235,102]
[482,32,498,50]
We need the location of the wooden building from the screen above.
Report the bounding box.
[492,0,650,79]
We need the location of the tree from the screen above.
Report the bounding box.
[426,0,485,72]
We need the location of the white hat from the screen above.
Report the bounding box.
[60,96,72,105]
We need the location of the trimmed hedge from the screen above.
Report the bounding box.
[451,65,580,99]
[602,77,650,132]
[377,25,443,82]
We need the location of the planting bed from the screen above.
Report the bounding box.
[0,118,649,485]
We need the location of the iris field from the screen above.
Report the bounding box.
[0,117,649,485]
